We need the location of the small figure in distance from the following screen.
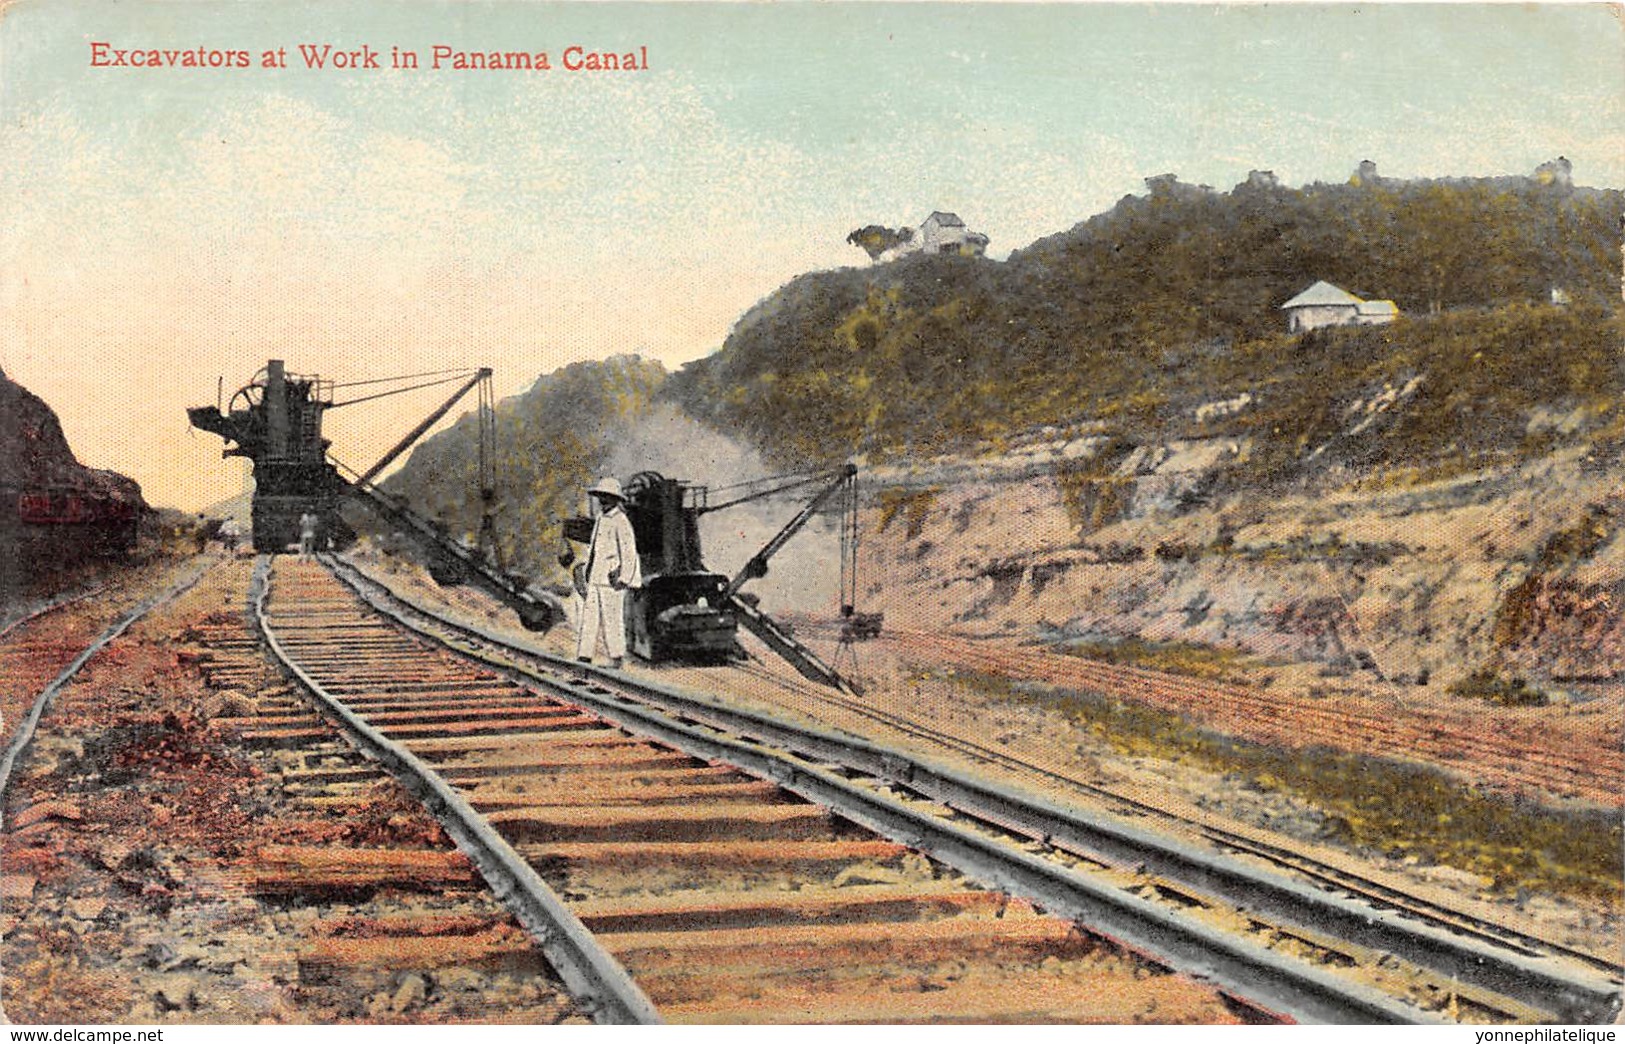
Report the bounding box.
[573,476,642,669]
[298,511,319,560]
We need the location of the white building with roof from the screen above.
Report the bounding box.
[875,211,990,261]
[917,211,989,257]
[1281,280,1399,333]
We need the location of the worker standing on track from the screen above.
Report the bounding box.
[575,476,642,668]
[298,511,319,559]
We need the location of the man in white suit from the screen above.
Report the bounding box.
[575,476,642,668]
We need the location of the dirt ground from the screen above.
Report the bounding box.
[1,555,584,1024]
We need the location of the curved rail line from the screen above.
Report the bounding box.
[732,635,1623,981]
[879,627,1621,806]
[255,559,1290,1023]
[0,582,110,644]
[0,561,213,809]
[317,554,1621,1024]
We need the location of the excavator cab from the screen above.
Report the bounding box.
[620,472,739,662]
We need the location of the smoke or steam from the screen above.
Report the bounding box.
[603,404,846,616]
[604,403,766,484]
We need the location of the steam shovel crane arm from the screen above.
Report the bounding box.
[350,368,491,489]
[187,359,559,632]
[728,593,858,695]
[721,464,857,602]
[339,464,564,635]
[324,366,564,633]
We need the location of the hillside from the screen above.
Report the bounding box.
[0,371,144,500]
[665,167,1623,474]
[667,167,1622,703]
[374,355,667,584]
[380,167,1625,696]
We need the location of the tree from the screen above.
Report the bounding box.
[846,225,913,263]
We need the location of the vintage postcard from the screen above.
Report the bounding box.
[1,0,1621,1030]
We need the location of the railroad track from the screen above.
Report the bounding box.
[878,628,1622,806]
[1,559,214,802]
[261,559,1265,1023]
[2,555,597,1023]
[723,650,1623,981]
[267,554,1620,1024]
[0,583,108,644]
[2,577,154,757]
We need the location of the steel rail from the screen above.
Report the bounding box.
[0,560,214,810]
[865,633,1624,977]
[889,628,1617,800]
[0,582,110,643]
[665,620,1625,1014]
[327,554,1624,1025]
[251,556,661,1026]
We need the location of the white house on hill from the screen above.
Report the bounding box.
[872,211,990,262]
[917,212,990,257]
[1281,280,1399,333]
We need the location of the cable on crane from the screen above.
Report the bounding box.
[330,373,480,409]
[329,368,482,390]
[840,469,859,618]
[834,466,882,643]
[476,372,503,571]
[705,469,825,498]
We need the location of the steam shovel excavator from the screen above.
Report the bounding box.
[187,360,561,633]
[560,465,879,692]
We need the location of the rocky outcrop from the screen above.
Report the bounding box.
[0,373,147,595]
[1492,498,1625,681]
[0,374,143,502]
[858,439,1623,693]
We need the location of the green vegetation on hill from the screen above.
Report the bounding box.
[1212,303,1623,489]
[376,355,665,583]
[666,171,1623,481]
[381,169,1623,574]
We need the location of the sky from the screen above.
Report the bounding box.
[2,1,1621,511]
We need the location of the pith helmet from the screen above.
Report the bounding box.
[588,476,624,501]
